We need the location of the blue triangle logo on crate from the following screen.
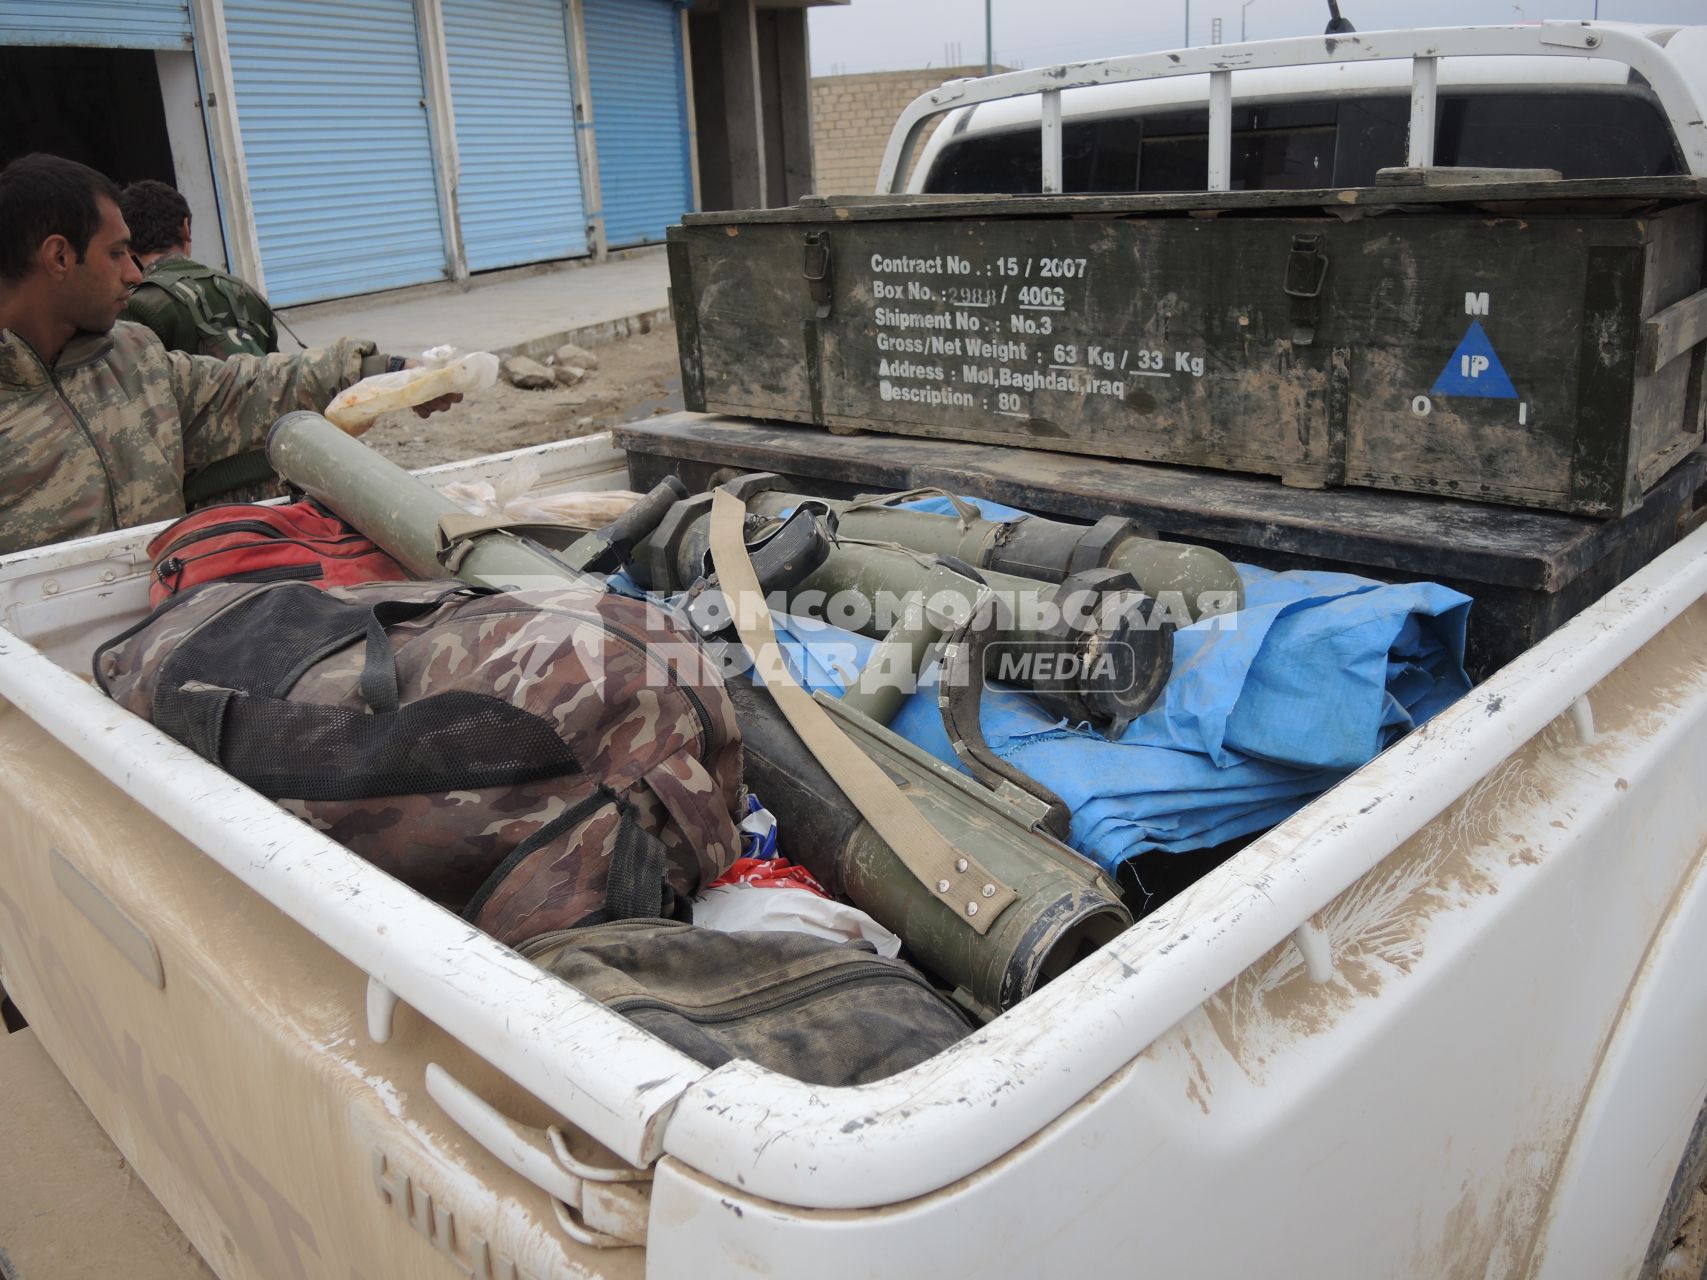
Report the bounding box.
[1432,320,1518,399]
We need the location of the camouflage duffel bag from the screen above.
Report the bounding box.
[94,579,745,945]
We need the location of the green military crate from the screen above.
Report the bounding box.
[667,177,1707,517]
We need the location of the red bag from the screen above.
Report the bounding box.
[146,500,410,605]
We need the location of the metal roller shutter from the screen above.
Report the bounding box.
[441,0,588,272]
[582,0,693,248]
[0,0,191,50]
[223,0,447,305]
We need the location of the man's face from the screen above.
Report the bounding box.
[57,196,143,333]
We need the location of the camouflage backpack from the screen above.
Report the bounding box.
[131,256,280,360]
[124,257,286,506]
[94,579,746,945]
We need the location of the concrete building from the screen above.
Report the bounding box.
[810,64,997,196]
[0,0,843,306]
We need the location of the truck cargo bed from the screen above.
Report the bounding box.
[3,429,1707,1278]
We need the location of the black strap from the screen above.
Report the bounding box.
[357,599,435,713]
[182,450,279,507]
[570,808,693,927]
[600,809,677,922]
[461,788,613,925]
[461,789,690,933]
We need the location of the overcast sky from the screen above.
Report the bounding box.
[807,0,1707,75]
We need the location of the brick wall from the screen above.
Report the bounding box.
[811,66,998,196]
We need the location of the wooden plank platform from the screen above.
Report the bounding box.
[616,413,1707,679]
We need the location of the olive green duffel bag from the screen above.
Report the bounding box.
[520,919,974,1086]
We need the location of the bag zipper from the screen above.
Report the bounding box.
[158,521,369,556]
[518,919,677,958]
[599,617,717,761]
[518,921,966,1028]
[605,962,955,1024]
[223,563,326,584]
[156,533,382,582]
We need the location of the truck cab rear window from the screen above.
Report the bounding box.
[921,90,1683,194]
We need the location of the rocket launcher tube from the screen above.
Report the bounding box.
[707,487,1022,937]
[634,497,1174,732]
[266,411,598,590]
[728,676,1131,1011]
[742,489,1244,620]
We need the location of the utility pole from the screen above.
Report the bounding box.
[985,0,993,74]
[1184,0,1190,46]
[1241,0,1257,41]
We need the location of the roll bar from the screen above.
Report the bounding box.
[877,22,1707,194]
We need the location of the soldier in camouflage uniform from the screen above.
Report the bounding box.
[118,179,276,361]
[119,180,278,362]
[118,179,290,504]
[0,155,449,556]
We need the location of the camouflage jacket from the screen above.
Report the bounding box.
[121,253,279,359]
[0,321,374,556]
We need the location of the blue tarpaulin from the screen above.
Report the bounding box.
[771,497,1473,874]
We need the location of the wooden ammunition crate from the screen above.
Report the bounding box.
[667,178,1707,517]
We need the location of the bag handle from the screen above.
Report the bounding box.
[707,487,1016,935]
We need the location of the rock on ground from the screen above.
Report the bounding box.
[553,342,600,371]
[362,326,684,471]
[502,355,557,390]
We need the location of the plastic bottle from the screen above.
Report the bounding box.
[324,346,501,434]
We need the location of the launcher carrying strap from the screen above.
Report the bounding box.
[706,487,1016,935]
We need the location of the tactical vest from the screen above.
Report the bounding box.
[135,257,280,360]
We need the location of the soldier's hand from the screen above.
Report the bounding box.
[413,393,463,418]
[393,359,462,417]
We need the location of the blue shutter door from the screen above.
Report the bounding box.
[582,0,693,248]
[223,0,448,305]
[0,0,191,50]
[441,0,588,272]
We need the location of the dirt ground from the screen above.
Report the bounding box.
[361,326,684,470]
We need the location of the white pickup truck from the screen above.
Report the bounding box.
[3,21,1706,1280]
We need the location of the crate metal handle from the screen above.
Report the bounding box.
[803,231,834,319]
[1283,235,1329,346]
